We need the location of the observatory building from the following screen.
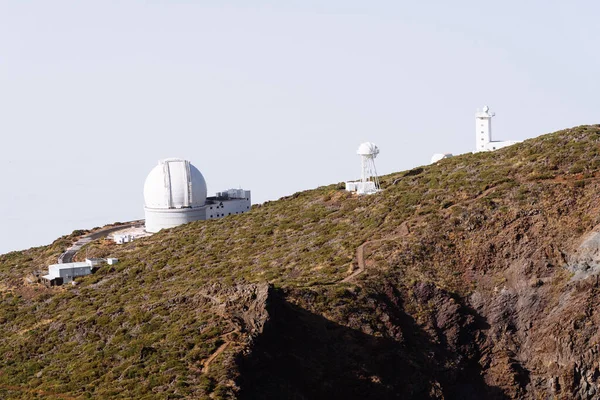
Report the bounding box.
[475,106,519,152]
[345,142,381,195]
[430,106,519,163]
[143,158,251,233]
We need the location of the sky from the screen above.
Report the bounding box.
[1,0,599,254]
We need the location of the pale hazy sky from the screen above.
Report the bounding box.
[1,1,599,254]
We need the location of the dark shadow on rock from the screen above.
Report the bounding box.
[237,288,509,400]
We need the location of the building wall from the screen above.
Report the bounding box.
[145,190,252,232]
[59,266,91,282]
[48,263,88,277]
[475,113,492,152]
[485,140,518,151]
[144,206,208,233]
[223,196,251,216]
[47,264,92,283]
[345,181,378,195]
[206,197,251,219]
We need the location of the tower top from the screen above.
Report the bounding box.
[476,105,495,118]
[357,142,379,157]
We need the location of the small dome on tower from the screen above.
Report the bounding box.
[143,158,207,209]
[357,142,379,157]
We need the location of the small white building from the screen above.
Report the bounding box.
[41,258,107,286]
[106,258,119,265]
[431,153,453,164]
[114,234,134,244]
[475,106,519,152]
[42,262,92,285]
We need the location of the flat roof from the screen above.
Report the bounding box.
[49,262,90,270]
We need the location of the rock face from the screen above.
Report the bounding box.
[235,126,600,398]
[569,230,600,279]
[239,269,600,399]
[195,283,272,395]
[199,282,270,340]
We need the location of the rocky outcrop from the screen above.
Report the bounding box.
[568,229,600,279]
[200,282,271,342]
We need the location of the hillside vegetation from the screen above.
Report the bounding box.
[2,125,600,399]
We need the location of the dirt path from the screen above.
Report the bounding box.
[201,329,239,374]
[342,230,410,283]
[342,184,503,284]
[341,242,367,283]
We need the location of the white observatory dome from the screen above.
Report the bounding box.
[143,158,209,233]
[144,158,207,209]
[357,142,379,157]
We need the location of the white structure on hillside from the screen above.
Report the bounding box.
[475,106,519,152]
[111,226,151,244]
[41,258,104,286]
[431,153,453,164]
[345,142,381,195]
[114,234,135,244]
[143,158,251,233]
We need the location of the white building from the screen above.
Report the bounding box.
[42,259,94,285]
[41,258,110,285]
[143,158,251,233]
[475,106,519,152]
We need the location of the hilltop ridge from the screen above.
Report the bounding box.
[2,125,600,398]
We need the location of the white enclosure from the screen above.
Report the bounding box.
[431,153,453,164]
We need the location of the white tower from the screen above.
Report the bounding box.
[475,105,494,152]
[345,142,381,195]
[358,142,380,189]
